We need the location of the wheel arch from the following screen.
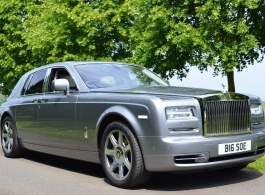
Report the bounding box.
[0,110,23,141]
[96,106,152,187]
[1,111,15,132]
[96,105,146,159]
[1,109,25,157]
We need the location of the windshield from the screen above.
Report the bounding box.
[74,63,168,89]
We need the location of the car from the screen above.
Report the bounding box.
[1,61,265,188]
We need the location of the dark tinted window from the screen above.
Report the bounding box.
[24,69,47,95]
[21,74,33,95]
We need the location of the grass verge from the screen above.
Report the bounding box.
[246,102,265,172]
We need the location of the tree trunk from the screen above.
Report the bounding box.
[227,69,235,92]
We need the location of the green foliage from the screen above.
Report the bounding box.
[0,0,265,94]
[0,93,6,105]
[0,0,133,95]
[0,0,35,95]
[128,0,196,79]
[24,0,132,63]
[129,0,265,92]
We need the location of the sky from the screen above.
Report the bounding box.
[169,61,265,101]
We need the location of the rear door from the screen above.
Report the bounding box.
[16,69,48,144]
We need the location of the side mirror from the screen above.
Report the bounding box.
[51,79,69,95]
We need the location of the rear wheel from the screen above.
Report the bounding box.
[1,117,23,158]
[101,121,151,188]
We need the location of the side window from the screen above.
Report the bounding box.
[21,74,33,95]
[24,69,47,95]
[49,68,77,92]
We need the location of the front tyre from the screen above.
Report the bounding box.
[101,121,151,188]
[1,117,23,158]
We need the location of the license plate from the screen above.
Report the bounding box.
[218,140,251,155]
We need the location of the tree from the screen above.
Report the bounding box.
[129,0,265,92]
[0,93,6,105]
[24,0,132,64]
[1,0,264,94]
[0,0,133,95]
[0,0,35,95]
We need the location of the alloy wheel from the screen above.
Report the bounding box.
[2,120,13,153]
[104,130,132,181]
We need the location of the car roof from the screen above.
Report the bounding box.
[26,61,135,75]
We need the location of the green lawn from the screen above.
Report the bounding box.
[246,102,265,172]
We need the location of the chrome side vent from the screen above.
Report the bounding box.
[204,100,251,137]
[174,153,209,164]
[252,115,264,125]
[256,145,265,155]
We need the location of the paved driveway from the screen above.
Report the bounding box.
[0,149,264,195]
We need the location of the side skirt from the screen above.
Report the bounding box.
[20,141,101,164]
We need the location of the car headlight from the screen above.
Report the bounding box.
[166,107,195,120]
[250,103,263,115]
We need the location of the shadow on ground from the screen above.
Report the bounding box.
[23,150,105,178]
[23,150,263,191]
[143,170,263,191]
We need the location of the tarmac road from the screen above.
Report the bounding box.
[0,148,265,195]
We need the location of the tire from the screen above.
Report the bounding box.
[101,121,151,188]
[1,116,23,158]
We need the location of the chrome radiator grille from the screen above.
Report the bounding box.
[204,100,251,136]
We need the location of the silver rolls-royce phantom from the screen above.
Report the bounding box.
[1,61,265,188]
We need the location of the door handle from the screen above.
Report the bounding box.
[32,99,39,103]
[39,99,48,103]
[32,98,48,103]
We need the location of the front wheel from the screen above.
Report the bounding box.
[101,121,151,188]
[1,116,23,158]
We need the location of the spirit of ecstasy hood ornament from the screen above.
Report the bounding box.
[222,83,226,93]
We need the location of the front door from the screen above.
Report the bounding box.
[37,67,78,149]
[38,92,78,149]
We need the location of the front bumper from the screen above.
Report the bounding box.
[138,129,265,172]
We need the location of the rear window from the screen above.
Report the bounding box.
[22,69,47,95]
